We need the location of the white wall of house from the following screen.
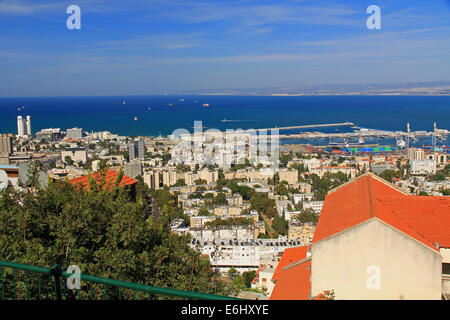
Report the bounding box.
[310,218,442,300]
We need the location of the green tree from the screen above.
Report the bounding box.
[274,184,289,196]
[377,170,400,183]
[213,193,228,206]
[64,155,73,166]
[0,174,221,299]
[173,179,186,187]
[242,271,257,288]
[272,214,288,235]
[198,206,213,216]
[249,193,277,218]
[194,179,208,185]
[295,208,319,224]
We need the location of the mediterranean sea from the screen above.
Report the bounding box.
[1,95,449,146]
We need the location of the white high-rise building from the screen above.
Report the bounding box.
[17,115,31,138]
[26,115,31,137]
[129,140,145,160]
[17,116,25,137]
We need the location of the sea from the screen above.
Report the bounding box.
[1,95,449,147]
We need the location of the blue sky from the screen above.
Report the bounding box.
[0,0,449,97]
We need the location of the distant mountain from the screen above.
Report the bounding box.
[173,81,450,96]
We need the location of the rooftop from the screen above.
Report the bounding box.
[312,173,450,251]
[270,257,311,300]
[271,246,309,283]
[70,169,138,191]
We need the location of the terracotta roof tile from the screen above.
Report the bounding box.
[270,258,311,300]
[70,169,138,191]
[312,173,450,251]
[272,246,308,282]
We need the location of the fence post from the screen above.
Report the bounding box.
[51,264,62,300]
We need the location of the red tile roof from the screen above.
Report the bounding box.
[270,174,450,300]
[378,196,450,248]
[272,246,308,282]
[70,169,138,191]
[270,258,311,300]
[312,173,450,251]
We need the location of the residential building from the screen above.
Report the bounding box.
[251,265,277,296]
[197,168,219,184]
[61,148,88,164]
[302,201,324,213]
[407,147,425,161]
[190,215,217,229]
[143,169,161,189]
[66,127,83,139]
[124,160,142,178]
[293,193,314,205]
[370,163,398,175]
[227,193,243,206]
[191,237,304,275]
[278,168,298,185]
[295,182,312,193]
[410,159,437,175]
[309,166,357,179]
[36,128,61,142]
[36,131,54,143]
[288,220,315,243]
[162,169,178,186]
[276,199,294,216]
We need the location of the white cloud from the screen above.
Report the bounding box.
[0,0,62,14]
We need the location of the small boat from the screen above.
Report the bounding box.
[122,100,126,105]
[178,98,184,102]
[168,102,173,107]
[202,103,210,107]
[148,106,151,110]
[134,117,138,121]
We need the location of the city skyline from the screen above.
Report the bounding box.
[0,0,450,97]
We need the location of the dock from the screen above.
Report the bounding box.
[235,121,355,132]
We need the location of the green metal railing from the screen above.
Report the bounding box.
[0,260,240,300]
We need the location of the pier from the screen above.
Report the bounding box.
[235,121,355,132]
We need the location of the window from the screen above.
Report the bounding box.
[443,263,450,275]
